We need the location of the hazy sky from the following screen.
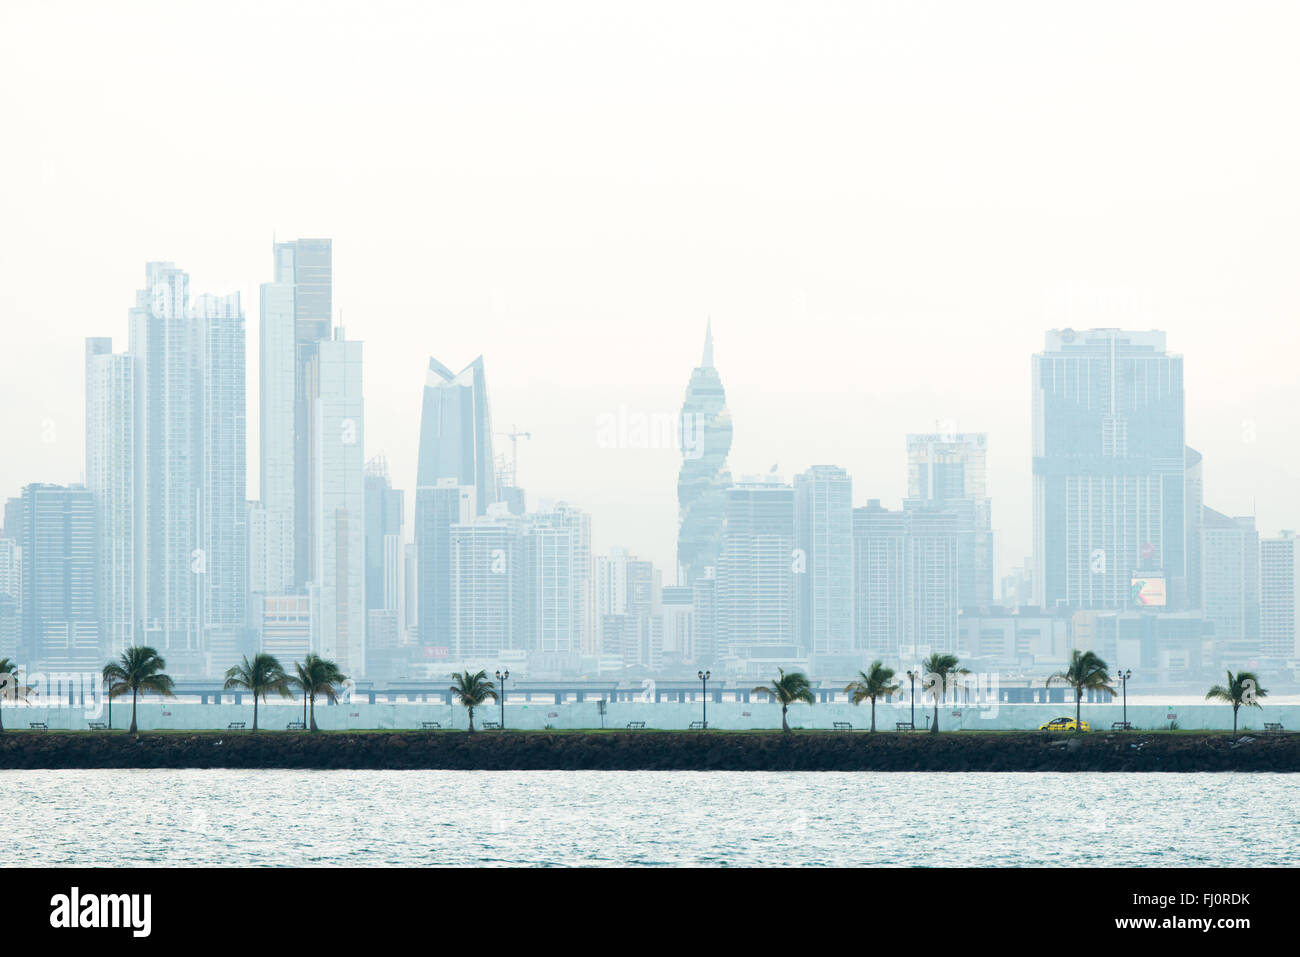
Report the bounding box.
[3,1,1299,584]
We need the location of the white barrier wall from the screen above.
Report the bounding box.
[6,700,1298,732]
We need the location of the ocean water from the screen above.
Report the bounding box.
[4,769,1295,867]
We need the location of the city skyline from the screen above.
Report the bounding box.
[6,5,1300,586]
[4,230,1297,683]
[7,252,1298,591]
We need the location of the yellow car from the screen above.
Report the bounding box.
[1039,716,1091,732]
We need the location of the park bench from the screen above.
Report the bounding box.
[88,722,107,730]
[28,722,48,731]
[1263,722,1285,733]
[484,721,501,730]
[286,721,306,730]
[833,722,854,731]
[227,722,246,730]
[421,721,441,730]
[689,721,706,730]
[895,722,914,731]
[1111,721,1133,731]
[626,721,646,730]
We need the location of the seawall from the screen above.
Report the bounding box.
[6,700,1297,733]
[2,730,1298,772]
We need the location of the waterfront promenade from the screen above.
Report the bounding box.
[5,698,1298,733]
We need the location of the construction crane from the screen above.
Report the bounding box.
[495,424,531,488]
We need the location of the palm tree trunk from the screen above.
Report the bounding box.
[1233,703,1239,736]
[468,707,475,733]
[782,704,789,733]
[130,688,138,734]
[302,695,308,728]
[870,697,876,733]
[309,693,318,732]
[931,700,939,733]
[253,695,259,731]
[1076,689,1082,731]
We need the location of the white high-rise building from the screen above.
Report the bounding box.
[85,338,135,657]
[1202,508,1259,653]
[450,514,524,661]
[258,246,297,591]
[194,292,247,671]
[794,465,853,657]
[1260,532,1298,660]
[129,262,199,671]
[311,329,365,677]
[717,479,796,659]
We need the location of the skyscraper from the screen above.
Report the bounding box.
[415,355,497,655]
[852,501,961,658]
[794,465,854,657]
[676,321,733,585]
[21,484,98,670]
[275,238,334,590]
[85,337,134,658]
[416,356,497,516]
[195,292,248,668]
[1260,532,1299,660]
[258,243,298,591]
[1184,446,1204,611]
[129,262,198,670]
[364,455,405,620]
[449,513,525,660]
[311,329,365,677]
[904,432,994,608]
[1202,508,1259,655]
[716,479,796,660]
[415,480,475,651]
[1032,329,1186,610]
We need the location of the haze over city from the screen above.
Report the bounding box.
[4,0,1300,583]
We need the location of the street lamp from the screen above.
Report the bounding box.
[1117,669,1132,729]
[698,670,710,730]
[495,669,510,730]
[906,670,917,730]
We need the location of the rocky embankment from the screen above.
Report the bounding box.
[1,729,1298,771]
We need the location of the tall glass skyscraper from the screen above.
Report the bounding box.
[194,292,248,668]
[85,337,134,658]
[129,262,198,669]
[416,356,497,514]
[21,484,98,670]
[794,465,854,657]
[676,321,733,585]
[415,355,497,654]
[272,238,333,590]
[1032,329,1186,610]
[257,244,298,592]
[312,329,365,678]
[904,432,994,608]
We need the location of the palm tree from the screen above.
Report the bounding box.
[0,658,32,733]
[102,646,175,734]
[223,653,292,731]
[287,654,347,732]
[752,667,816,733]
[845,660,899,732]
[1045,649,1115,731]
[449,670,498,733]
[921,652,966,734]
[1205,670,1268,736]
